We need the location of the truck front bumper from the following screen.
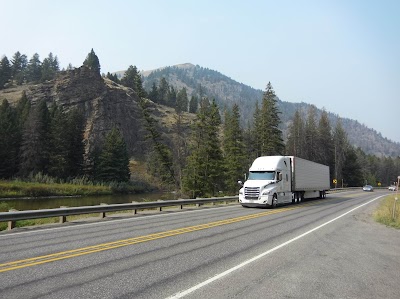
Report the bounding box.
[238,195,273,207]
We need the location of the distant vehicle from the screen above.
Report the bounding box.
[388,185,397,191]
[238,156,330,208]
[363,185,374,192]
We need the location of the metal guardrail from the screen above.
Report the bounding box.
[0,196,239,230]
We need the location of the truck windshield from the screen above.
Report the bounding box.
[248,171,275,180]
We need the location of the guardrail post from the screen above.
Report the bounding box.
[100,203,108,218]
[59,206,68,223]
[132,201,138,214]
[157,200,163,211]
[8,209,17,230]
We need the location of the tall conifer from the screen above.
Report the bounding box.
[83,49,101,74]
[183,98,224,197]
[223,104,246,194]
[258,82,284,156]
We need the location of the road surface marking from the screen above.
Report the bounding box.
[166,195,384,299]
[0,194,362,273]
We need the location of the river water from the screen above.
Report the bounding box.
[1,192,179,211]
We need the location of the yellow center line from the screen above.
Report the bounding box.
[0,194,357,273]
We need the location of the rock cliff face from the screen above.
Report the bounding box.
[19,66,151,159]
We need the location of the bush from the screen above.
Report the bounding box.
[0,202,10,212]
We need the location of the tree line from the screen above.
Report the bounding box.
[1,49,399,195]
[0,94,130,183]
[286,105,400,187]
[0,50,130,184]
[0,48,103,89]
[141,80,399,196]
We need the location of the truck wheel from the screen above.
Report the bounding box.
[271,195,278,209]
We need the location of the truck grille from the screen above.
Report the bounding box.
[244,187,260,199]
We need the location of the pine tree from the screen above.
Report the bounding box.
[223,104,246,194]
[41,52,59,82]
[48,105,69,178]
[106,72,120,84]
[26,53,42,83]
[121,65,146,98]
[157,77,169,105]
[11,51,28,85]
[167,86,177,108]
[0,56,12,89]
[148,82,158,103]
[189,95,198,113]
[304,105,319,161]
[286,109,305,158]
[139,98,175,185]
[342,146,363,186]
[83,49,101,73]
[183,98,224,197]
[15,91,31,127]
[19,100,50,176]
[95,127,130,182]
[0,100,20,178]
[176,87,188,113]
[65,109,85,177]
[317,110,334,176]
[258,82,284,156]
[252,102,262,158]
[332,119,348,184]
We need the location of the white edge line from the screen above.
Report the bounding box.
[166,195,384,299]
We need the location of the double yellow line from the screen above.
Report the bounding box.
[0,196,344,273]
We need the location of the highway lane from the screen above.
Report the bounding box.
[0,190,399,298]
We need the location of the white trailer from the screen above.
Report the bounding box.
[238,156,330,208]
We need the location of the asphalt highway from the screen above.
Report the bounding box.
[0,190,399,298]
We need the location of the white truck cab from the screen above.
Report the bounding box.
[239,156,293,208]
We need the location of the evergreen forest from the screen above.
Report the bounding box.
[0,50,399,198]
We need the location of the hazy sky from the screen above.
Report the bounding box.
[2,0,399,143]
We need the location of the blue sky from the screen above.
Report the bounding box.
[2,0,399,143]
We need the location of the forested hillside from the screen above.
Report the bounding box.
[1,50,399,196]
[141,63,400,157]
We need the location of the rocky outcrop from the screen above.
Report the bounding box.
[23,66,149,159]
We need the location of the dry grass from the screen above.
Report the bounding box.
[0,84,29,105]
[374,194,400,229]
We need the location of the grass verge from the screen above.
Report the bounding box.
[374,194,400,229]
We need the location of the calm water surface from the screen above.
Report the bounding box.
[2,192,178,211]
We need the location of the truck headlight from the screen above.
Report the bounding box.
[262,190,270,195]
[239,188,243,195]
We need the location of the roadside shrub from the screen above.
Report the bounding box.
[0,202,10,212]
[374,195,400,229]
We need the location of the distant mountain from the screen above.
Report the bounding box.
[140,63,400,157]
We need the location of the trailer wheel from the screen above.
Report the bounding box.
[298,192,304,203]
[292,193,297,204]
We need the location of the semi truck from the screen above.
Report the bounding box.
[238,156,330,208]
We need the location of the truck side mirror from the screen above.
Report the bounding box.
[238,180,243,186]
[278,173,283,181]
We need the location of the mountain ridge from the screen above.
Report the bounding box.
[139,63,400,157]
